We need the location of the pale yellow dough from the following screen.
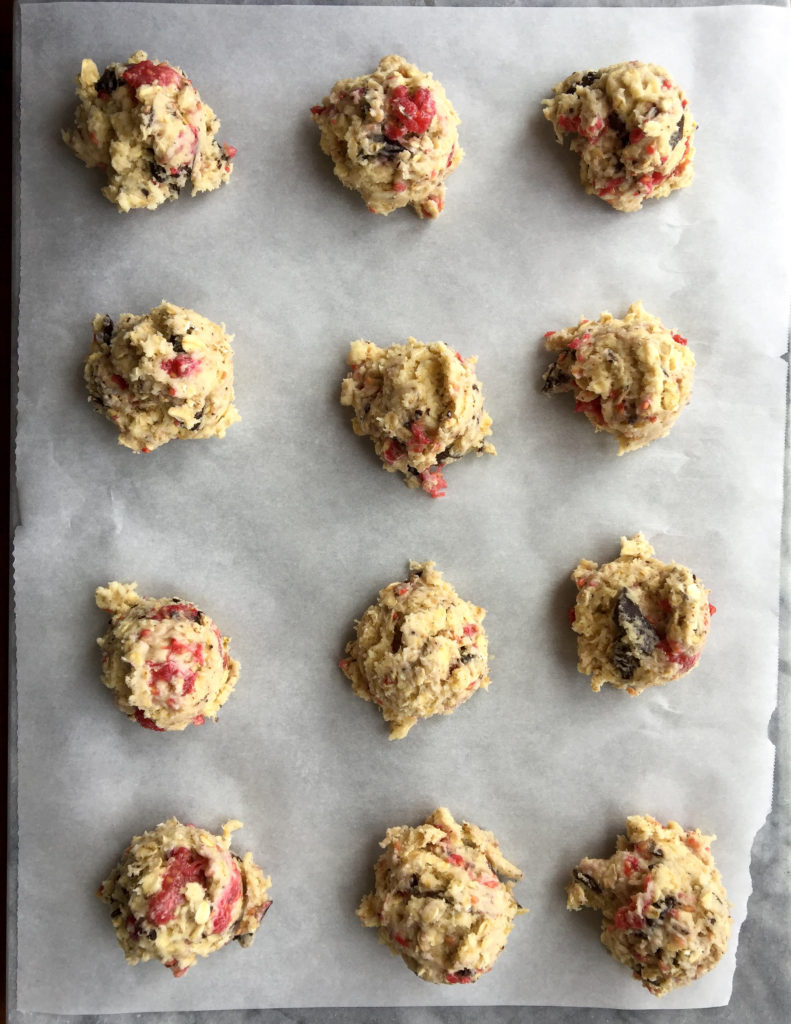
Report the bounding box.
[542,302,695,454]
[63,51,235,211]
[340,338,494,497]
[567,815,731,997]
[99,818,272,977]
[542,61,696,212]
[96,581,240,731]
[85,301,240,452]
[358,807,524,984]
[571,534,712,695]
[311,55,463,218]
[340,562,489,739]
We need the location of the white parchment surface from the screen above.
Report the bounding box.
[14,2,791,1014]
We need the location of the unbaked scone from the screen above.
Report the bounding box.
[341,338,494,497]
[62,51,236,211]
[85,302,240,452]
[567,814,731,996]
[99,818,271,976]
[358,807,524,984]
[542,61,695,212]
[96,581,240,731]
[571,534,714,695]
[542,302,694,454]
[340,562,489,739]
[311,55,463,218]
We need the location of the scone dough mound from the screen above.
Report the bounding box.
[571,534,713,695]
[358,807,524,984]
[62,51,235,211]
[340,562,489,739]
[85,301,240,452]
[542,61,695,212]
[341,338,494,497]
[311,55,463,218]
[96,581,240,731]
[99,818,272,977]
[542,302,695,454]
[567,815,731,996]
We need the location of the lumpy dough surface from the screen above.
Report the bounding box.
[567,815,731,997]
[311,55,463,218]
[358,807,524,984]
[96,581,240,731]
[85,301,240,452]
[542,61,695,212]
[571,534,713,695]
[340,338,494,497]
[542,301,695,454]
[99,818,272,977]
[340,562,489,739]
[62,51,235,211]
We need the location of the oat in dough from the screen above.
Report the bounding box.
[567,814,731,996]
[358,807,524,984]
[62,51,235,211]
[99,818,271,976]
[85,302,240,452]
[571,534,713,695]
[340,338,494,497]
[311,55,463,218]
[340,562,489,739]
[96,581,240,731]
[542,302,695,454]
[542,61,695,212]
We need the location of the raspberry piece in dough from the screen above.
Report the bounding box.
[358,807,525,984]
[98,818,272,977]
[542,301,694,454]
[570,534,714,695]
[95,581,240,731]
[341,337,494,496]
[311,55,463,218]
[85,302,240,452]
[567,815,731,996]
[62,50,236,211]
[542,61,696,212]
[340,562,489,739]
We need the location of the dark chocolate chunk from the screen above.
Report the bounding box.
[606,111,630,147]
[95,67,119,96]
[150,162,169,183]
[410,873,420,888]
[99,314,114,346]
[110,907,122,918]
[391,621,403,654]
[169,333,185,353]
[459,650,474,664]
[572,868,602,893]
[379,137,408,159]
[542,356,573,394]
[612,588,660,679]
[453,968,474,979]
[190,407,205,431]
[566,70,599,94]
[669,115,685,150]
[141,188,149,198]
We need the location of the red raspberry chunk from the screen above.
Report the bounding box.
[123,60,183,91]
[147,847,208,925]
[384,85,436,141]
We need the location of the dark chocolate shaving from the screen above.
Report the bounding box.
[572,868,602,893]
[95,67,119,96]
[99,314,114,346]
[542,355,573,394]
[669,115,685,150]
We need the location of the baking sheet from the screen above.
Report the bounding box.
[13,1,791,1014]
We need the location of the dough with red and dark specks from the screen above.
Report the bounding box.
[567,814,731,996]
[311,55,463,219]
[99,818,271,977]
[542,302,695,454]
[95,581,240,731]
[63,50,235,211]
[85,301,239,452]
[542,61,695,212]
[340,562,489,739]
[358,807,524,984]
[341,337,494,497]
[571,534,713,695]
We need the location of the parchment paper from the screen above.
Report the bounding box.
[13,2,791,1014]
